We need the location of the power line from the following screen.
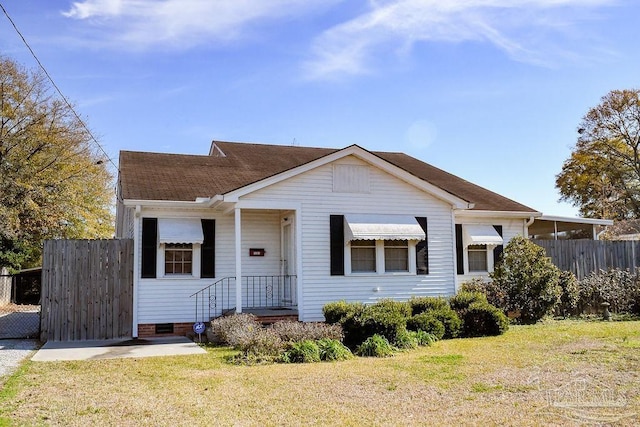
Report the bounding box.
[0,2,119,172]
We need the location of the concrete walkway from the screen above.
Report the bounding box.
[32,336,206,362]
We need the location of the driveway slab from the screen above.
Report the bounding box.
[32,336,206,362]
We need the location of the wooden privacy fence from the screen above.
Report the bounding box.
[533,239,640,280]
[41,239,133,341]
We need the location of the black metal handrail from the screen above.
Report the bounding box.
[189,277,235,323]
[190,275,297,322]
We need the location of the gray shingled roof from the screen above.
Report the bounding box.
[118,140,537,213]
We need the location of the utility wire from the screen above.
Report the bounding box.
[0,2,119,172]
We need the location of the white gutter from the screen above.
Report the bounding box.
[455,209,543,219]
[122,196,225,209]
[523,216,535,238]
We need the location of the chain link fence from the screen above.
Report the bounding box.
[0,269,41,340]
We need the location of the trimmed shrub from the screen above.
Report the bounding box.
[323,300,364,324]
[490,236,562,324]
[359,299,411,345]
[414,330,437,346]
[317,338,354,361]
[449,291,487,313]
[406,312,445,340]
[557,271,580,317]
[282,340,321,363]
[323,300,367,348]
[272,321,343,343]
[408,296,449,315]
[394,328,419,349]
[210,313,262,347]
[429,307,462,339]
[461,302,509,337]
[355,334,395,357]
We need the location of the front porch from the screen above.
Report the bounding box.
[190,275,298,323]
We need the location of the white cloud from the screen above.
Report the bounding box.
[62,0,339,49]
[303,0,617,80]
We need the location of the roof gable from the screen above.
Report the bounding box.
[118,140,537,213]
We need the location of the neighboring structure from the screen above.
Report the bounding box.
[115,141,601,337]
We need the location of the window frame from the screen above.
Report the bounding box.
[164,243,194,276]
[467,244,488,272]
[156,242,202,279]
[345,239,416,275]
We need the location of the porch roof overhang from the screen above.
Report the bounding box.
[463,224,504,247]
[344,214,426,242]
[158,218,204,244]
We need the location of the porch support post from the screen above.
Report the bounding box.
[235,207,242,313]
[132,205,141,338]
[295,207,303,320]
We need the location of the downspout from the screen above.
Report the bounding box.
[132,205,141,338]
[524,216,535,238]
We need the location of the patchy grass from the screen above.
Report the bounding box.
[1,320,639,426]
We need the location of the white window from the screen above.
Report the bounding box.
[347,239,415,274]
[384,240,409,272]
[467,244,488,272]
[351,240,376,272]
[164,243,193,275]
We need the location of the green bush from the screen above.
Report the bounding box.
[406,312,445,340]
[316,338,353,361]
[449,291,487,313]
[359,299,411,345]
[394,328,419,349]
[578,268,640,315]
[414,330,437,346]
[272,321,343,342]
[408,296,449,315]
[323,300,367,348]
[282,340,321,363]
[355,334,395,357]
[557,271,580,317]
[429,307,462,339]
[461,302,509,337]
[323,300,364,324]
[490,236,562,324]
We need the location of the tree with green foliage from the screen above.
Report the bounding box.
[1,57,113,272]
[490,236,561,324]
[556,89,640,220]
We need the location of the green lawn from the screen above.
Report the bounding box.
[1,320,639,426]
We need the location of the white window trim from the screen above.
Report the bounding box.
[462,243,495,275]
[345,240,417,275]
[157,243,201,279]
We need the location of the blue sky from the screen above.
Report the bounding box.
[1,0,639,217]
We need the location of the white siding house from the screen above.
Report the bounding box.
[117,141,541,337]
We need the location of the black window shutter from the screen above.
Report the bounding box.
[455,224,464,275]
[330,215,345,276]
[493,225,503,266]
[141,218,157,278]
[201,219,215,278]
[415,217,429,275]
